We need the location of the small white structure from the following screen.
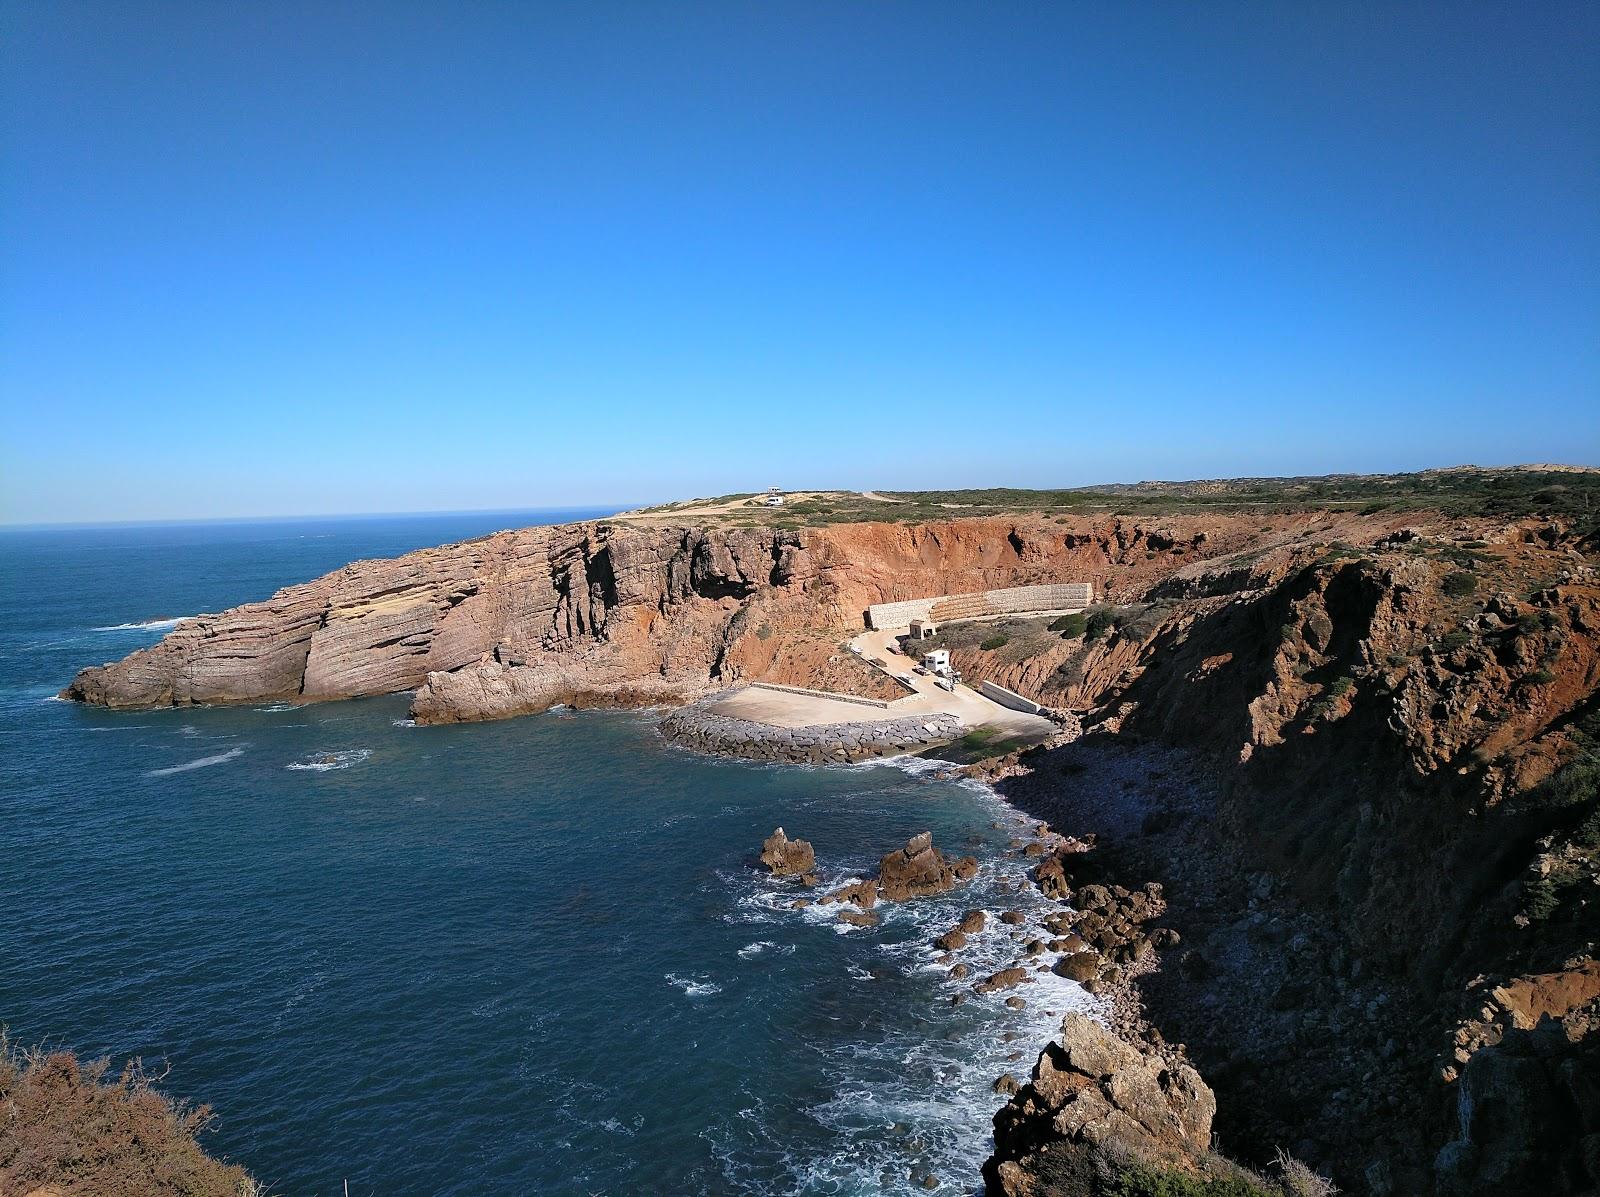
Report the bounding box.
[908,618,938,640]
[922,648,951,676]
[764,487,785,507]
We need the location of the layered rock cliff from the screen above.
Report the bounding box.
[64,513,1293,722]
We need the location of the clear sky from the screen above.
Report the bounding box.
[2,2,1596,524]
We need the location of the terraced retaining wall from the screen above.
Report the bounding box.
[867,582,1093,630]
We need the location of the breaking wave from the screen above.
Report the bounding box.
[286,749,372,772]
[145,746,246,777]
[92,616,196,632]
[665,973,722,997]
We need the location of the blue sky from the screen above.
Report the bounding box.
[3,2,1596,524]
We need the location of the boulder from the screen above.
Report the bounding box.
[976,967,1030,994]
[760,827,816,878]
[1034,851,1072,899]
[958,910,988,934]
[1054,952,1101,983]
[877,832,975,901]
[827,879,878,910]
[984,1013,1216,1196]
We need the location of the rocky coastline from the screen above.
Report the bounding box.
[59,492,1600,1194]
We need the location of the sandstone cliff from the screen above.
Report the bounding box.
[65,513,1299,722]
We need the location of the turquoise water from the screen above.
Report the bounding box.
[0,513,1092,1195]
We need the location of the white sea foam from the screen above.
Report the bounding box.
[700,775,1111,1197]
[286,748,371,772]
[665,973,722,997]
[391,718,416,728]
[145,746,245,777]
[254,702,298,713]
[736,940,796,960]
[92,616,197,632]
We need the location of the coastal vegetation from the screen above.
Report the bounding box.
[631,466,1600,532]
[0,1035,258,1197]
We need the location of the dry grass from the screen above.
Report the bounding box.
[1273,1148,1339,1197]
[0,1032,259,1197]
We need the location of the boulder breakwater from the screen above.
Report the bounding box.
[659,698,962,763]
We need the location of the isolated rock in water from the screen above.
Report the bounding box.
[984,1013,1216,1196]
[958,910,988,934]
[975,967,1030,994]
[877,832,979,901]
[760,827,816,878]
[826,879,879,910]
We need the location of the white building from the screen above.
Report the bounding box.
[922,649,951,676]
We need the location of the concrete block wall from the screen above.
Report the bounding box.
[979,680,1044,715]
[867,582,1093,630]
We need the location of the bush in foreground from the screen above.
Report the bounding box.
[0,1035,259,1197]
[1050,612,1088,637]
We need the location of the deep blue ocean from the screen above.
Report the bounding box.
[0,511,1093,1196]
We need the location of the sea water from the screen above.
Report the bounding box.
[0,512,1095,1196]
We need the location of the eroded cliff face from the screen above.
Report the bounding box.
[66,513,1290,723]
[955,517,1600,1193]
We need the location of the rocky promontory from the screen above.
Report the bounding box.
[61,510,1358,723]
[985,1012,1220,1197]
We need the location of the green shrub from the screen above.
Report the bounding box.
[1051,612,1088,637]
[1526,875,1564,921]
[1442,571,1478,597]
[1085,607,1116,641]
[1573,806,1600,852]
[980,633,1009,651]
[1328,675,1354,698]
[1106,1161,1281,1197]
[1438,631,1472,653]
[1526,669,1557,685]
